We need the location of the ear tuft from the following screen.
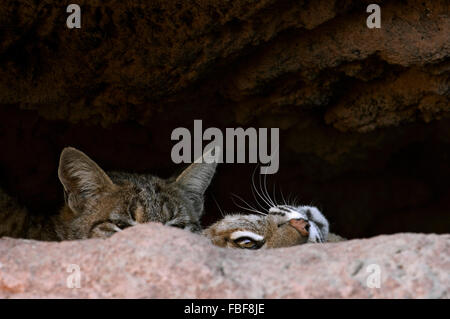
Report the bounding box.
[58,147,114,213]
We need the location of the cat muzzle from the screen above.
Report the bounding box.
[288,219,310,237]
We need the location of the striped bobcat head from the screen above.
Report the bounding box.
[56,147,217,239]
[204,205,330,249]
[204,169,339,249]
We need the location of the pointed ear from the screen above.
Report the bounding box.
[58,147,114,214]
[175,146,220,195]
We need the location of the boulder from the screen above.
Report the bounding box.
[0,223,448,298]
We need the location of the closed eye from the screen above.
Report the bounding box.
[89,221,122,239]
[115,221,131,230]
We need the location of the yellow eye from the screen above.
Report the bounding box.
[234,237,261,250]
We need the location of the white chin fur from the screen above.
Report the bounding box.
[296,206,330,243]
[307,221,325,243]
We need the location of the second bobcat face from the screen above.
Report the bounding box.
[57,147,217,240]
[204,205,331,249]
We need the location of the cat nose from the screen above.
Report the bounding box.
[289,219,310,237]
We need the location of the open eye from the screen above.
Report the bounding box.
[234,237,262,250]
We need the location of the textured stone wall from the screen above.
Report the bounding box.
[0,0,449,238]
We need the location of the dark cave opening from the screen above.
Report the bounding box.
[1,106,448,240]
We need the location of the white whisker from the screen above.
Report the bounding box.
[280,186,287,205]
[256,166,273,208]
[250,165,268,210]
[250,185,267,211]
[272,183,278,207]
[263,146,280,207]
[231,193,267,216]
[211,194,225,218]
[252,165,272,209]
[231,194,266,215]
[262,169,275,207]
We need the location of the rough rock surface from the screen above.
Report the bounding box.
[0,0,448,129]
[0,223,448,298]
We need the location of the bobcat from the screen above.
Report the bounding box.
[0,147,217,241]
[204,205,345,249]
[204,172,345,249]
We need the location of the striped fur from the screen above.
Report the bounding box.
[204,205,345,249]
[0,147,217,241]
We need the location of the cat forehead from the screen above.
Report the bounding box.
[108,173,170,196]
[110,172,161,185]
[214,214,266,231]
